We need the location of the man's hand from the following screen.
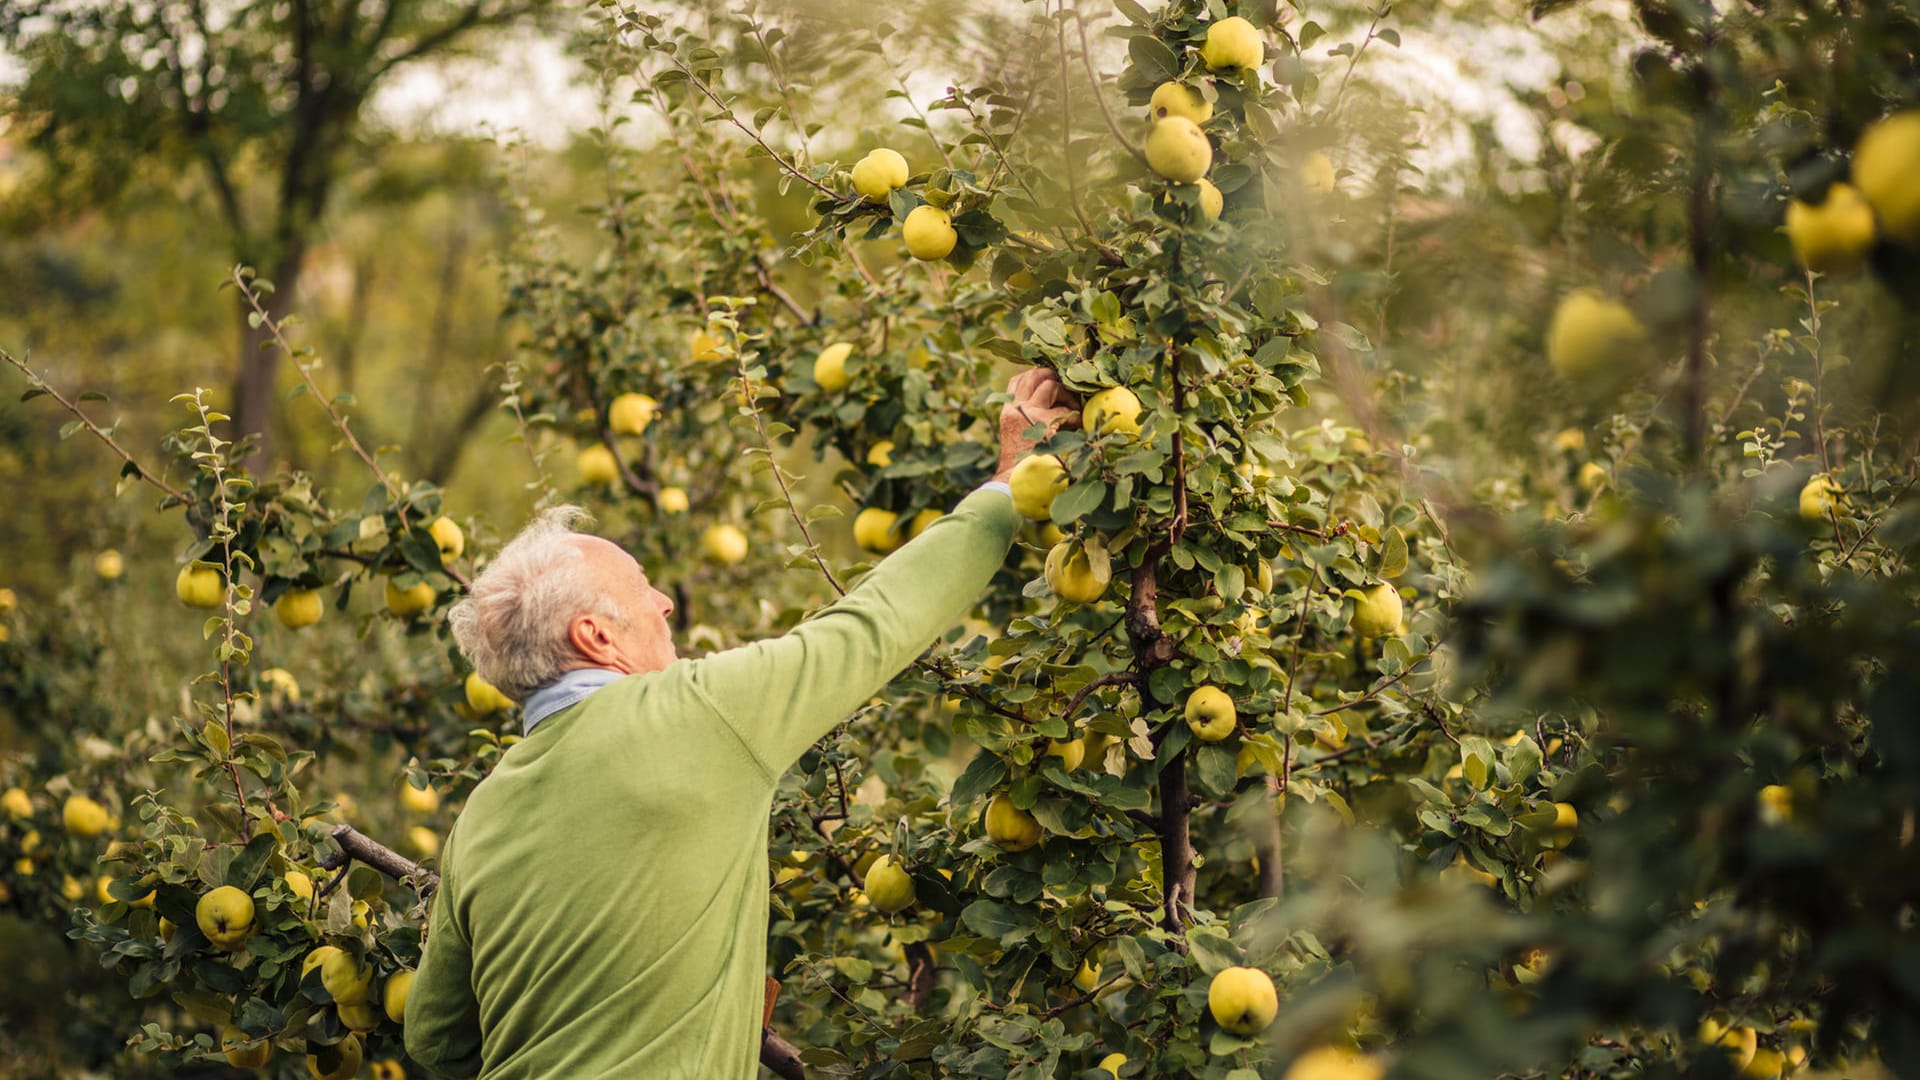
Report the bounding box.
[992,368,1079,483]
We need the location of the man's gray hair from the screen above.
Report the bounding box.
[447,504,626,703]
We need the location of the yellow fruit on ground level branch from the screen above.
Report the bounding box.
[1799,473,1842,521]
[196,885,256,950]
[2,787,30,819]
[1282,1045,1385,1080]
[866,440,894,467]
[1184,685,1237,742]
[1073,957,1098,992]
[1350,582,1403,638]
[1150,81,1212,124]
[222,1026,272,1068]
[1045,542,1111,604]
[1082,386,1142,436]
[176,564,224,608]
[863,855,916,913]
[1011,455,1069,521]
[1699,1018,1760,1071]
[1852,110,1920,246]
[985,795,1042,851]
[400,782,441,816]
[1098,1051,1128,1077]
[407,825,441,859]
[902,204,958,261]
[1207,965,1279,1035]
[1540,801,1579,850]
[337,1001,381,1032]
[63,794,109,836]
[307,1035,363,1080]
[1046,738,1086,771]
[465,672,514,714]
[320,948,375,1004]
[384,969,414,1022]
[1546,289,1647,383]
[94,549,123,579]
[851,147,910,200]
[608,392,658,437]
[813,342,855,392]
[701,524,749,565]
[690,327,727,363]
[1145,117,1212,183]
[302,945,341,982]
[1195,177,1224,221]
[385,577,436,618]
[1785,183,1877,274]
[1300,152,1337,194]
[853,507,903,554]
[908,508,943,538]
[1201,15,1264,71]
[576,444,619,486]
[657,486,690,514]
[274,588,324,629]
[1757,783,1793,825]
[285,869,314,901]
[428,515,465,561]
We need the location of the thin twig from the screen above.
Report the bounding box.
[1071,5,1146,165]
[651,47,835,198]
[3,349,188,503]
[230,268,446,559]
[1065,671,1137,719]
[1312,645,1441,718]
[737,353,846,597]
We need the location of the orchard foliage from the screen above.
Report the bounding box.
[3,0,1920,1078]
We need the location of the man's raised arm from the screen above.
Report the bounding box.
[683,368,1076,778]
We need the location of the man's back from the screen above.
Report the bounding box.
[427,671,775,1079]
[404,486,1019,1078]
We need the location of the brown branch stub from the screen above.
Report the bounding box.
[761,1027,806,1079]
[327,824,439,896]
[903,941,937,1011]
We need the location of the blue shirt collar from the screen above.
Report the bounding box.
[520,667,625,735]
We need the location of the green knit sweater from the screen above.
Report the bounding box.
[405,486,1017,1078]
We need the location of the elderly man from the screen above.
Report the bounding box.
[404,368,1076,1079]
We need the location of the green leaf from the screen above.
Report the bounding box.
[1379,526,1409,579]
[830,955,874,983]
[1186,925,1241,975]
[952,752,1007,805]
[348,865,386,900]
[1507,735,1543,787]
[1192,745,1237,799]
[1051,479,1107,526]
[1127,36,1181,82]
[960,899,1039,944]
[202,720,229,757]
[1459,800,1513,837]
[224,833,278,891]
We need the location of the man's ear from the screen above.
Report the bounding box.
[568,612,617,664]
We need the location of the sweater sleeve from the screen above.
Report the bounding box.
[685,485,1018,777]
[404,835,485,1079]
